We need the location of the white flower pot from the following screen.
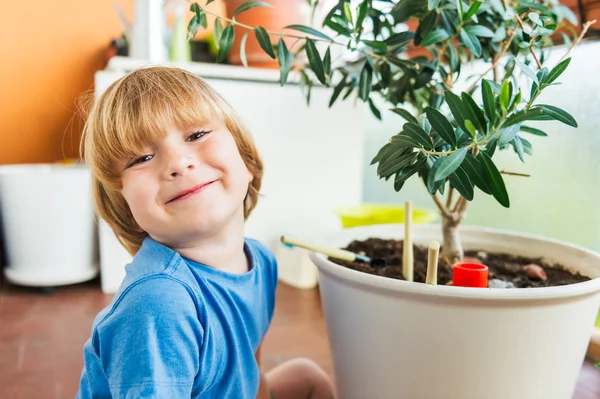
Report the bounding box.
[0,164,98,287]
[310,224,600,399]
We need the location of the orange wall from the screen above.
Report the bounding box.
[0,0,225,165]
[0,0,134,164]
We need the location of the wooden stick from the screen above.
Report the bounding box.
[403,201,414,282]
[426,241,440,285]
[280,235,360,263]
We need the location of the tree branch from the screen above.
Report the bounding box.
[515,14,543,69]
[560,19,597,62]
[431,194,454,219]
[466,27,518,93]
[500,170,530,177]
[446,187,455,208]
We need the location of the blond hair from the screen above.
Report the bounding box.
[81,66,263,255]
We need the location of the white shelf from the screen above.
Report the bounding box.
[106,56,303,85]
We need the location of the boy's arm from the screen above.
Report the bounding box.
[256,345,271,399]
[95,278,203,398]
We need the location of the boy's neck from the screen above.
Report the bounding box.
[169,214,250,275]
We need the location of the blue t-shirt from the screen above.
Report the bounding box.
[76,236,278,398]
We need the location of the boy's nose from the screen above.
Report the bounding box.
[164,150,196,178]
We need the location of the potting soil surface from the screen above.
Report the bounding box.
[332,238,590,288]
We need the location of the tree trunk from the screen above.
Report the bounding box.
[442,215,463,265]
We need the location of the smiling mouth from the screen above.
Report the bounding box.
[167,181,217,203]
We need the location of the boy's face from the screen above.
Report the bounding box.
[119,116,253,247]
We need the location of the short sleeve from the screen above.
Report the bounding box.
[95,276,204,398]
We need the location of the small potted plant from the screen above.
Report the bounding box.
[188,1,600,398]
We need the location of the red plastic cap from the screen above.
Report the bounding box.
[453,262,489,288]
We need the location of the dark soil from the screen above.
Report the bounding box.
[330,238,591,288]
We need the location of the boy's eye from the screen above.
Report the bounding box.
[127,155,153,168]
[187,130,208,142]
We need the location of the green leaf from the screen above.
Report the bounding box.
[359,63,373,102]
[284,24,333,41]
[478,151,510,207]
[324,19,351,36]
[299,70,313,105]
[232,1,272,17]
[428,0,442,10]
[520,125,547,136]
[344,2,354,25]
[277,38,290,86]
[449,167,474,201]
[521,136,533,155]
[515,59,539,85]
[395,153,429,185]
[425,107,457,147]
[449,44,459,72]
[306,39,326,85]
[462,153,492,194]
[545,57,571,85]
[456,0,465,19]
[459,28,482,56]
[461,92,487,135]
[464,25,494,38]
[482,80,496,126]
[498,123,521,144]
[463,1,482,20]
[214,18,223,47]
[368,98,382,120]
[187,16,201,41]
[414,10,438,46]
[206,0,214,4]
[404,123,433,150]
[216,24,235,63]
[445,91,468,132]
[385,31,415,47]
[356,0,369,30]
[537,105,578,127]
[362,40,388,53]
[435,147,468,181]
[421,29,451,46]
[486,137,498,157]
[394,174,405,192]
[391,133,423,148]
[254,26,275,59]
[380,62,391,88]
[503,108,544,127]
[329,77,347,107]
[511,136,525,162]
[240,32,249,68]
[464,120,477,138]
[427,156,445,193]
[487,80,502,94]
[528,12,543,26]
[191,3,201,16]
[371,142,394,165]
[378,151,417,178]
[391,108,419,124]
[323,48,332,84]
[499,80,510,112]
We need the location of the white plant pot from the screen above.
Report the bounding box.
[310,224,600,399]
[0,164,98,287]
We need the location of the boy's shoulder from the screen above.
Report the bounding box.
[245,237,276,263]
[91,238,201,332]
